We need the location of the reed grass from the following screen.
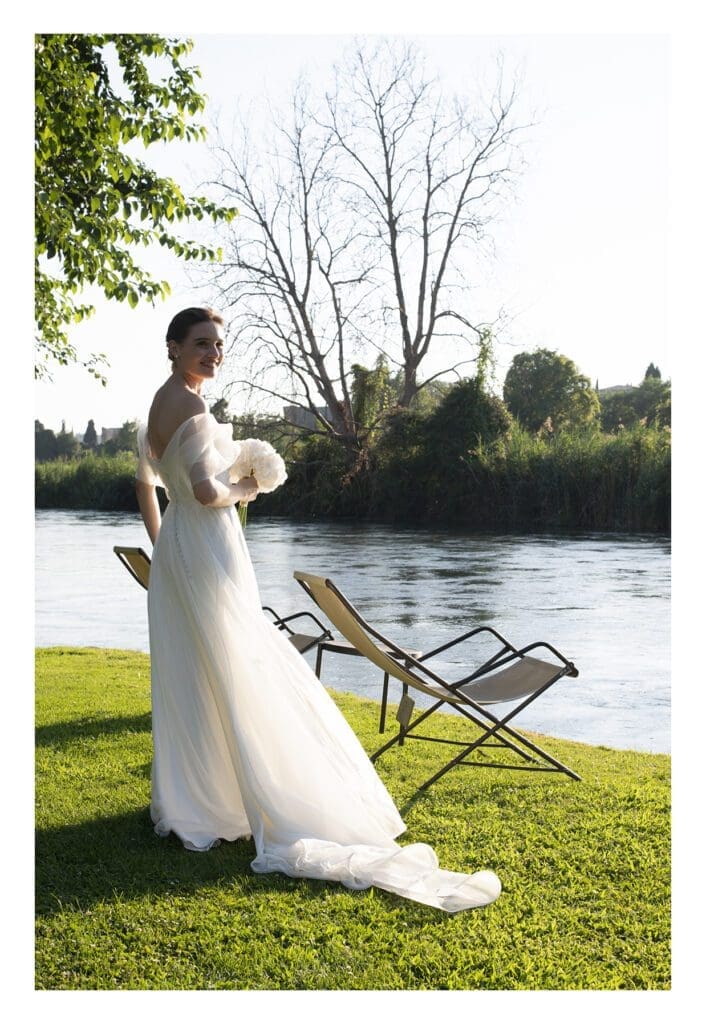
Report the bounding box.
[35,451,139,510]
[33,422,670,532]
[466,423,670,531]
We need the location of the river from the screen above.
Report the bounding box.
[35,510,670,754]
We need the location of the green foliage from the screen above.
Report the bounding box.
[263,434,365,518]
[600,377,671,433]
[35,419,59,462]
[272,415,669,531]
[473,326,497,391]
[419,377,513,519]
[424,377,512,457]
[265,378,514,523]
[503,348,600,433]
[209,398,231,424]
[34,380,671,531]
[36,647,670,990]
[394,376,454,415]
[102,420,139,457]
[467,421,671,531]
[55,422,80,460]
[83,419,98,449]
[350,355,395,441]
[35,452,141,510]
[369,407,429,515]
[35,34,238,380]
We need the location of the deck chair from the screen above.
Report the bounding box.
[294,570,581,794]
[113,545,151,590]
[113,546,332,656]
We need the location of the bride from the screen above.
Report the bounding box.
[135,306,501,913]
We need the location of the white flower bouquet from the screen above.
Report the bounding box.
[229,438,287,527]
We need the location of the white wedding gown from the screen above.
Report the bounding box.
[136,412,501,913]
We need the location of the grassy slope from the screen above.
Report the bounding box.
[35,647,671,991]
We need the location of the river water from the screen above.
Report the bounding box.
[35,510,670,754]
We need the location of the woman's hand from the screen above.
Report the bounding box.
[233,476,259,503]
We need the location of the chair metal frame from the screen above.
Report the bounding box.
[261,606,333,655]
[294,570,581,794]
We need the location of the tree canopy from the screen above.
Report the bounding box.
[503,348,599,432]
[35,33,237,381]
[83,419,98,448]
[599,377,671,432]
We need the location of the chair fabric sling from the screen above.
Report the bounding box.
[294,570,581,794]
[113,546,151,590]
[112,547,332,655]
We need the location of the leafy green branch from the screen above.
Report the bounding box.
[35,33,238,382]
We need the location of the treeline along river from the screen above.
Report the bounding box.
[35,510,670,755]
[35,418,670,533]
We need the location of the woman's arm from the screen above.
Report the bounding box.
[136,480,162,544]
[192,476,259,508]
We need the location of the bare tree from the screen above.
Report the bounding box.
[206,38,529,445]
[322,39,529,406]
[207,83,377,449]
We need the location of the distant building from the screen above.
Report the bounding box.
[282,405,332,430]
[101,427,121,443]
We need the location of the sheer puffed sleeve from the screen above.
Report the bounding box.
[135,424,165,488]
[178,414,241,487]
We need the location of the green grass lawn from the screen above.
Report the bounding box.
[35,647,671,991]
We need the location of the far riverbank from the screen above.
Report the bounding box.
[35,418,670,533]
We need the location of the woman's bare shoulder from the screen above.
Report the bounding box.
[148,385,209,458]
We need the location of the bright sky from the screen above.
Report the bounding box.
[34,27,670,435]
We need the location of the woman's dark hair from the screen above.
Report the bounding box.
[166,307,224,361]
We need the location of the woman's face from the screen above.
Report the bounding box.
[170,320,225,383]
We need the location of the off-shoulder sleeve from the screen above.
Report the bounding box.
[178,414,241,487]
[135,424,165,488]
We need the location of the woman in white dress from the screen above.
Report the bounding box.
[135,306,501,913]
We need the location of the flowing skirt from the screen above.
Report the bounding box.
[147,500,501,912]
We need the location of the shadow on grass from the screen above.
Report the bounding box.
[35,809,346,918]
[36,713,152,747]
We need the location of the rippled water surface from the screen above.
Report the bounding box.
[35,511,671,753]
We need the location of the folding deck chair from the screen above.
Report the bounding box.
[294,570,581,794]
[113,546,332,656]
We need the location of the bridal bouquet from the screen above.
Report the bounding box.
[230,438,287,527]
